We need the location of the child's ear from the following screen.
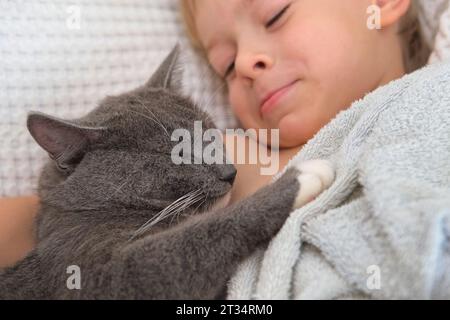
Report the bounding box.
[374,0,411,28]
[147,44,183,93]
[27,112,105,173]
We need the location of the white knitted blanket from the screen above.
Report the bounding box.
[0,0,235,196]
[0,0,449,197]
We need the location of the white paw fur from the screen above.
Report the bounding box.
[293,159,335,208]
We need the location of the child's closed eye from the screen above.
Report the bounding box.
[222,2,292,79]
[265,3,291,28]
[224,61,235,79]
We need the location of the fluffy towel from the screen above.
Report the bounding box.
[227,61,450,300]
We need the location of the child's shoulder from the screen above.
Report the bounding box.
[354,62,450,150]
[375,61,450,123]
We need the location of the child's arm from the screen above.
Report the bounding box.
[224,133,303,204]
[0,196,39,268]
[224,133,274,203]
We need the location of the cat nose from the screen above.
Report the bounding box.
[219,165,237,184]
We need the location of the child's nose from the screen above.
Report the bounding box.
[235,52,274,80]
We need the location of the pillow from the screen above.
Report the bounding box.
[0,0,235,196]
[418,0,450,63]
[0,0,449,196]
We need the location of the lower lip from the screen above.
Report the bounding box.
[260,80,299,116]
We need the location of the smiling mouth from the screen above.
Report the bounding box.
[260,80,299,116]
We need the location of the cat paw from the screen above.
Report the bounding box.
[293,159,335,208]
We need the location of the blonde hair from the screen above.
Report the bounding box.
[180,0,430,73]
[180,0,203,51]
[399,0,431,72]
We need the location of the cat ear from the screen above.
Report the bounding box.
[147,44,183,92]
[27,112,105,173]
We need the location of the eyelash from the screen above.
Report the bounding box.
[224,61,235,78]
[223,3,291,78]
[265,3,291,28]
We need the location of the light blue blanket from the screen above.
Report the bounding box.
[227,62,450,299]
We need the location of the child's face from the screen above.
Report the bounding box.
[195,0,405,147]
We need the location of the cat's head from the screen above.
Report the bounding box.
[27,45,236,216]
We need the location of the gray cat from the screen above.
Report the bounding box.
[0,46,334,299]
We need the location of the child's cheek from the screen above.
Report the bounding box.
[228,84,256,128]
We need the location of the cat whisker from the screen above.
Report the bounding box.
[134,195,190,234]
[174,193,207,224]
[193,197,207,214]
[168,191,206,225]
[131,95,170,135]
[129,109,170,138]
[128,97,170,138]
[154,190,203,222]
[133,191,202,239]
[142,104,170,136]
[151,193,196,227]
[157,188,202,216]
[157,189,204,226]
[128,189,203,241]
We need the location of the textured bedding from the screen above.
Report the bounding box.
[0,0,235,196]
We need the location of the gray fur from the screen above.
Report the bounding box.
[0,46,301,299]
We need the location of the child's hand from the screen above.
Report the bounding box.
[0,196,38,268]
[292,160,335,208]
